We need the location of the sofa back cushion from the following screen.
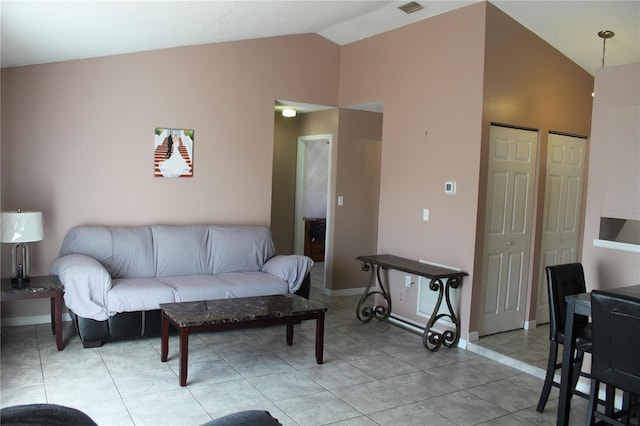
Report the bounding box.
[59,226,156,278]
[152,225,210,277]
[59,226,113,266]
[110,227,155,278]
[207,226,275,274]
[59,224,276,278]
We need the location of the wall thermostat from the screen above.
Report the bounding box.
[445,181,456,194]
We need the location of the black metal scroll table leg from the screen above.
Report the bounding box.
[356,262,392,323]
[422,277,462,352]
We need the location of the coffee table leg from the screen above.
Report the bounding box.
[315,311,325,364]
[179,327,189,386]
[286,322,294,346]
[161,312,169,362]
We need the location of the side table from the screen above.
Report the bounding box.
[1,276,65,351]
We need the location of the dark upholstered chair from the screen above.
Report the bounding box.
[586,290,640,426]
[201,410,282,425]
[0,405,282,426]
[0,404,98,425]
[536,262,593,413]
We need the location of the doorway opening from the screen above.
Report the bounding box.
[294,134,331,255]
[294,135,331,295]
[271,100,384,298]
[271,102,336,295]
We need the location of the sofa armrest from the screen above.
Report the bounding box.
[51,254,112,321]
[261,255,313,293]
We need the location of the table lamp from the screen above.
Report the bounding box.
[1,210,44,288]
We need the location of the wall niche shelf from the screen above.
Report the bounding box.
[593,239,640,254]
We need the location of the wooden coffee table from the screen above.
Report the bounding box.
[160,293,327,386]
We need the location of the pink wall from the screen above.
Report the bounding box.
[271,112,301,254]
[1,3,619,342]
[339,4,487,339]
[338,2,594,341]
[1,34,340,318]
[472,4,594,333]
[332,109,383,291]
[581,64,640,289]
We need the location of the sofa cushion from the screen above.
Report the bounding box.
[152,225,210,277]
[207,226,275,274]
[107,278,176,313]
[110,226,155,278]
[58,226,114,268]
[158,272,289,301]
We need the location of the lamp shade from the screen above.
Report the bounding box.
[1,211,44,243]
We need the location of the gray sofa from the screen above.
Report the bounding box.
[51,224,313,347]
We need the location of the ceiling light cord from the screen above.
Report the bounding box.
[598,30,615,68]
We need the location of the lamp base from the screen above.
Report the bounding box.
[11,277,31,289]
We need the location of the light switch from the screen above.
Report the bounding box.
[338,196,344,206]
[423,209,429,221]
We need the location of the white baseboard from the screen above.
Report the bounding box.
[1,313,72,327]
[524,320,536,330]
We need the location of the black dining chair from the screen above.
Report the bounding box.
[586,290,640,426]
[536,262,593,413]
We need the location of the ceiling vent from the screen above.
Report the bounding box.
[398,1,424,14]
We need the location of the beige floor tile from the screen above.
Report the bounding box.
[1,275,585,425]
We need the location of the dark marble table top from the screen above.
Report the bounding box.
[160,293,327,328]
[357,254,468,279]
[1,275,63,295]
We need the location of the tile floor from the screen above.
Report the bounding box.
[1,263,591,425]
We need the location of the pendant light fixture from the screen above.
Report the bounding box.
[598,30,615,68]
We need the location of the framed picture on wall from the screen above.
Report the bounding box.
[154,128,194,178]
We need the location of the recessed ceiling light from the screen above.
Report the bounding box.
[398,1,424,14]
[282,108,296,118]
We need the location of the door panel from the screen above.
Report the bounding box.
[512,172,530,232]
[490,173,508,233]
[483,254,503,315]
[506,252,524,311]
[480,126,538,336]
[536,134,587,324]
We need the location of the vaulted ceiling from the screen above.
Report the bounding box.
[1,1,638,75]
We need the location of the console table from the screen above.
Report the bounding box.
[356,254,468,351]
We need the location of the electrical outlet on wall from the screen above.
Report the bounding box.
[400,274,414,301]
